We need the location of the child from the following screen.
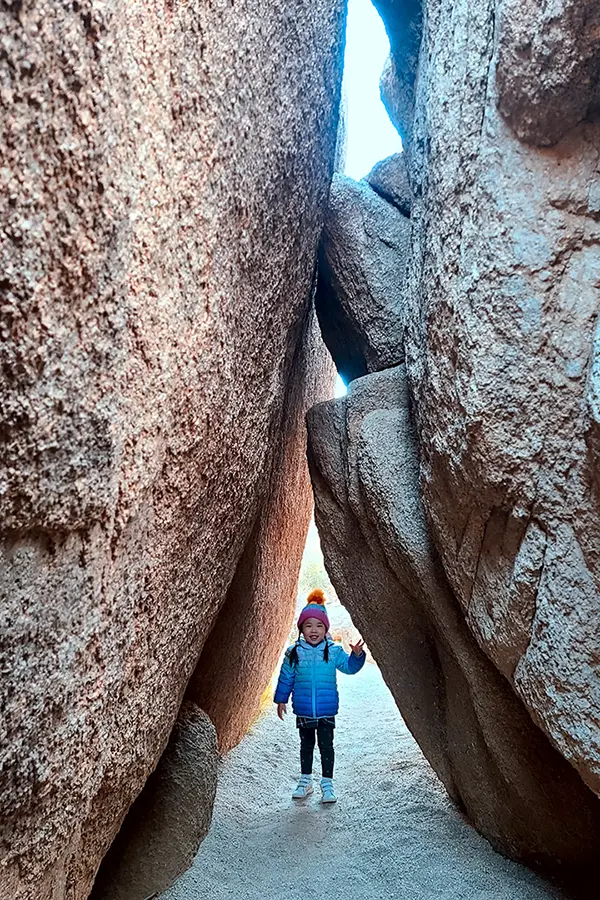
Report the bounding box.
[274,589,366,803]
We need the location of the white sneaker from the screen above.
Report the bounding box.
[320,777,337,803]
[292,775,313,799]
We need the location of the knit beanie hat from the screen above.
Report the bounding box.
[297,588,330,632]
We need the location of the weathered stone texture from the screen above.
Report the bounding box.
[406,0,600,801]
[315,174,409,384]
[0,1,345,897]
[496,0,600,147]
[187,308,336,754]
[308,369,600,878]
[380,54,405,140]
[365,152,412,217]
[374,0,423,142]
[307,0,600,880]
[90,705,217,900]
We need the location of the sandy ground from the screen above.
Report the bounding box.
[162,662,566,900]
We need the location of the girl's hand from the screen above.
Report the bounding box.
[277,703,287,720]
[350,639,365,657]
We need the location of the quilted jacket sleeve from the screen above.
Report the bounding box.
[333,643,366,675]
[273,649,296,703]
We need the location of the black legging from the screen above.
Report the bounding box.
[299,722,335,778]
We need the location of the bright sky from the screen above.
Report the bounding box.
[330,0,402,398]
[342,0,402,180]
[334,374,347,397]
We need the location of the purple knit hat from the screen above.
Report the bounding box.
[297,589,330,631]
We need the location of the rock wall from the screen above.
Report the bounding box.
[0,1,345,897]
[90,704,218,900]
[308,370,600,879]
[187,307,336,754]
[308,0,600,884]
[407,0,600,801]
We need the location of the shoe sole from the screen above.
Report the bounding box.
[292,787,314,800]
[321,796,337,804]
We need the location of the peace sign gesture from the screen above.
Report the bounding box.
[350,638,365,657]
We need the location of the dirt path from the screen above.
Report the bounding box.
[163,662,565,900]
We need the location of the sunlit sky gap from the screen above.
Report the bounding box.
[342,0,402,180]
[331,0,400,398]
[334,374,347,397]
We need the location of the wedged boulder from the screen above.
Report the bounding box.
[365,152,412,217]
[307,368,600,880]
[403,0,600,805]
[90,704,217,900]
[315,174,410,384]
[496,0,600,147]
[0,1,345,896]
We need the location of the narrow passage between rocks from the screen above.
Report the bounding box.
[163,663,565,900]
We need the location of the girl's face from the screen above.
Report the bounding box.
[301,618,326,645]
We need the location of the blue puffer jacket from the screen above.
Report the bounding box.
[274,638,366,717]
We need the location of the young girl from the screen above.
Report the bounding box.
[274,588,366,803]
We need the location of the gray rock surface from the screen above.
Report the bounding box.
[0,1,344,897]
[380,54,406,139]
[315,174,410,384]
[405,0,600,803]
[307,368,600,882]
[496,0,600,146]
[365,152,412,217]
[91,705,217,900]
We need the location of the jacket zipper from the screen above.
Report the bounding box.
[312,645,317,718]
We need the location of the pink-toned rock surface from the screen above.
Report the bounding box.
[187,309,336,754]
[0,1,344,897]
[91,704,218,900]
[308,369,600,883]
[496,0,600,147]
